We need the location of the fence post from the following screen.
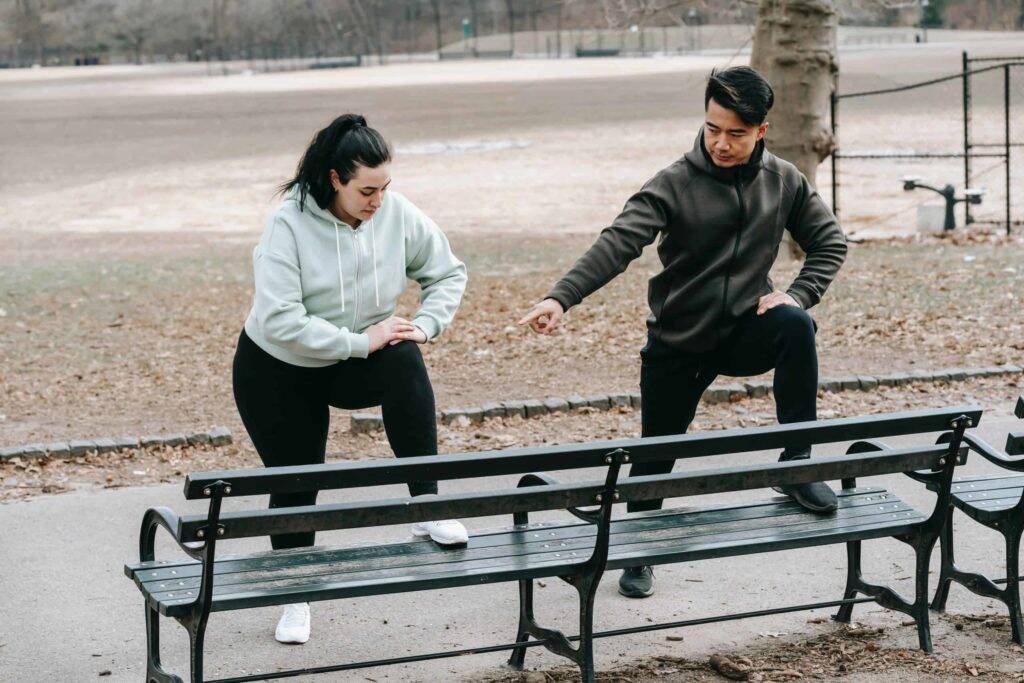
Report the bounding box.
[831,85,839,219]
[1005,64,1012,236]
[962,51,972,225]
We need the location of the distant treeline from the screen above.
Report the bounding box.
[2,0,1021,68]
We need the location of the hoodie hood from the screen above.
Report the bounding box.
[288,185,355,227]
[684,128,765,184]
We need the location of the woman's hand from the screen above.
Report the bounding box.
[389,324,428,346]
[365,316,419,353]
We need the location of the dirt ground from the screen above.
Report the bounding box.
[0,36,1022,447]
[1,225,1022,448]
[3,375,1022,504]
[483,613,1024,681]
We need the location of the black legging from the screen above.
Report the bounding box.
[629,304,819,512]
[232,330,438,549]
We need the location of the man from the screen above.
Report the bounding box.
[519,66,847,599]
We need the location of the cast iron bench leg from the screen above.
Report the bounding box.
[930,504,1024,645]
[146,604,184,683]
[834,540,862,624]
[1005,527,1024,644]
[913,540,936,652]
[188,623,207,683]
[930,512,956,612]
[507,579,535,670]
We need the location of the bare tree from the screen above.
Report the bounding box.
[338,0,388,63]
[600,0,690,53]
[467,0,479,52]
[113,0,160,64]
[207,0,234,60]
[428,0,443,56]
[751,0,837,259]
[10,0,47,64]
[504,0,515,53]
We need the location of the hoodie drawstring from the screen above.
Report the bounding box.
[333,221,346,313]
[369,217,380,308]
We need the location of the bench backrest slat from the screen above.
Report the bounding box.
[184,406,980,499]
[178,444,953,542]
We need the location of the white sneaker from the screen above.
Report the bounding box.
[275,603,310,644]
[411,519,469,546]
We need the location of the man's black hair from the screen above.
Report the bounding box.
[704,66,775,126]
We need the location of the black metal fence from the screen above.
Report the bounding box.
[830,52,1023,235]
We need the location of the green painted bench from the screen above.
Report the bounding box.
[125,406,977,683]
[930,395,1024,643]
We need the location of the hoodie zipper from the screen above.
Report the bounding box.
[717,178,747,342]
[348,229,361,324]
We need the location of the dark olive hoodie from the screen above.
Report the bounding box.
[546,130,847,353]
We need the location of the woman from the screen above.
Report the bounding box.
[233,113,468,644]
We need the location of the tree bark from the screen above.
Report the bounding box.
[750,0,837,260]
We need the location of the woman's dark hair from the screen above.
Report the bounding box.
[278,113,392,211]
[704,66,774,126]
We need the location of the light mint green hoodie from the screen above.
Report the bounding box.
[244,188,467,368]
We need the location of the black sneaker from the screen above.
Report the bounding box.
[618,566,655,598]
[775,448,838,515]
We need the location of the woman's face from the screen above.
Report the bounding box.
[330,163,391,223]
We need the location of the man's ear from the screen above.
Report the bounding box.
[757,121,769,140]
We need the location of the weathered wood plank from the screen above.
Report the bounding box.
[151,512,923,616]
[143,496,915,593]
[130,488,891,582]
[183,406,980,498]
[176,445,951,542]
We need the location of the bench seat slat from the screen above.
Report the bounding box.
[151,512,922,617]
[138,494,914,594]
[137,490,924,617]
[953,488,1024,503]
[945,475,1024,520]
[127,488,889,580]
[953,494,1023,516]
[951,475,1024,493]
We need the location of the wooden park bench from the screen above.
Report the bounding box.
[929,395,1024,643]
[125,405,978,683]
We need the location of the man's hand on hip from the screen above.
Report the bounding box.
[518,298,565,335]
[757,291,801,315]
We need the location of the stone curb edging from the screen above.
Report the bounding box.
[0,426,232,462]
[350,364,1024,434]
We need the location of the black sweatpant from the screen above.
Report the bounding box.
[232,330,438,549]
[629,304,818,512]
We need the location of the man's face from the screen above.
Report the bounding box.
[703,98,769,168]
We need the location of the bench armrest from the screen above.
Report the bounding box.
[959,433,1024,471]
[139,506,205,562]
[514,472,604,525]
[518,473,560,488]
[1007,432,1024,456]
[849,438,966,489]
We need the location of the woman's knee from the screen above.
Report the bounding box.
[768,304,816,341]
[377,339,423,361]
[376,340,428,375]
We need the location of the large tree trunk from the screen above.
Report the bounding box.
[750,0,837,260]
